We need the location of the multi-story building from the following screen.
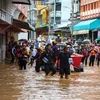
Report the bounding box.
[50,0,72,26]
[80,0,100,20]
[73,0,80,21]
[49,0,81,37]
[73,0,100,41]
[27,0,37,40]
[35,0,49,38]
[0,0,32,62]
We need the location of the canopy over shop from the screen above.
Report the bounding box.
[12,0,31,5]
[35,24,49,38]
[73,19,100,41]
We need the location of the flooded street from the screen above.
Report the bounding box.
[0,63,100,100]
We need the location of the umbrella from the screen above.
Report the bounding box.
[83,39,90,42]
[95,38,100,42]
[18,39,28,42]
[82,39,90,44]
[95,38,100,43]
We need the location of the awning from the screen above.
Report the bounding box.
[13,19,35,31]
[73,30,89,35]
[57,22,71,29]
[35,24,48,31]
[12,0,31,5]
[73,19,100,31]
[93,25,100,32]
[0,24,25,33]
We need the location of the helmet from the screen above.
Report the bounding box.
[58,34,60,37]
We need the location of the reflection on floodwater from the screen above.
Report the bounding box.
[0,64,100,100]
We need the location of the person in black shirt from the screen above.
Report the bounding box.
[58,45,71,79]
[34,48,43,72]
[42,43,56,76]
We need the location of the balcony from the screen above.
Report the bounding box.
[56,0,61,3]
[70,11,80,18]
[50,11,61,18]
[50,0,61,4]
[81,0,99,5]
[0,9,12,24]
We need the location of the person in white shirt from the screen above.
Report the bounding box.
[28,46,37,66]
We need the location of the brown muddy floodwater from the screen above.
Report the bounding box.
[0,63,100,100]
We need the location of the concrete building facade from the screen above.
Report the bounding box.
[0,0,30,62]
[73,0,100,41]
[35,0,49,38]
[80,0,100,20]
[50,0,72,26]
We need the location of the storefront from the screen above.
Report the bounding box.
[35,24,49,38]
[73,19,100,41]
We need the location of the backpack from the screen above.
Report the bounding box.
[84,50,89,56]
[16,49,22,58]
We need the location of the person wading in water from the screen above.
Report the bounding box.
[57,45,71,79]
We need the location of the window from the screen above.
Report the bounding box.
[85,5,87,11]
[83,6,85,12]
[41,0,49,5]
[88,4,90,10]
[94,2,96,9]
[56,17,61,24]
[91,3,93,10]
[96,1,98,8]
[41,1,45,5]
[56,4,61,11]
[0,0,6,10]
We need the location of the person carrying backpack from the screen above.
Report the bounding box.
[17,47,28,70]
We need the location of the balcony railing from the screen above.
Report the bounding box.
[70,11,80,18]
[50,11,61,17]
[0,8,12,24]
[50,0,61,4]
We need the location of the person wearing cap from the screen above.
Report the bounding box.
[42,43,56,76]
[57,45,71,79]
[55,34,61,43]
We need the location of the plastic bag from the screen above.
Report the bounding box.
[70,64,74,72]
[69,58,73,64]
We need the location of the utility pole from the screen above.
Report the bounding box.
[48,2,51,42]
[54,0,56,26]
[71,0,74,37]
